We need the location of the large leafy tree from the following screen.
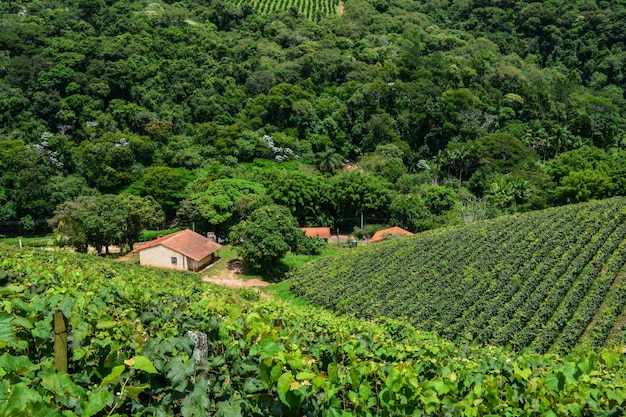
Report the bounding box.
[328,170,395,230]
[229,204,303,273]
[247,167,332,225]
[389,194,433,232]
[49,194,163,253]
[125,166,192,221]
[181,178,266,238]
[0,140,56,220]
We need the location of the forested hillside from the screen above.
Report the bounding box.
[1,0,626,241]
[3,245,626,416]
[289,197,626,354]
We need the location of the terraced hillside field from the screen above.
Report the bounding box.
[232,0,341,20]
[289,197,626,353]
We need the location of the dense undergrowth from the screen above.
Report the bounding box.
[289,197,626,354]
[1,245,626,416]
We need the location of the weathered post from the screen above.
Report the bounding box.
[187,331,208,367]
[54,310,68,373]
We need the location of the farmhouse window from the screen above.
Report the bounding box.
[171,257,177,265]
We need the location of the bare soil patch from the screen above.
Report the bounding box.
[202,260,270,289]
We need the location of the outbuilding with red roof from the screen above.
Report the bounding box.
[300,227,332,242]
[370,226,414,243]
[132,229,221,272]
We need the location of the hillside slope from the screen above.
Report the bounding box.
[289,197,626,353]
[3,246,626,416]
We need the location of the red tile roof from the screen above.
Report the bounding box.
[370,226,414,243]
[132,229,222,261]
[300,227,332,240]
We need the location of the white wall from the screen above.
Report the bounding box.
[138,245,187,271]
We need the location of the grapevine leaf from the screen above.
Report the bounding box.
[358,381,371,401]
[513,366,531,381]
[0,313,20,349]
[295,371,315,381]
[0,354,39,376]
[95,320,118,330]
[41,373,85,398]
[215,400,243,417]
[545,372,565,392]
[5,382,43,409]
[129,356,158,374]
[17,401,64,417]
[123,384,149,399]
[577,357,592,374]
[82,391,110,417]
[277,372,293,393]
[600,350,620,368]
[99,365,125,388]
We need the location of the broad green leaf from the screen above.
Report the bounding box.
[5,382,43,409]
[215,400,243,417]
[16,401,65,417]
[431,377,450,395]
[12,317,32,330]
[296,371,315,381]
[277,372,293,393]
[327,362,339,381]
[577,356,592,374]
[600,350,620,368]
[41,373,85,398]
[545,372,565,392]
[323,407,342,417]
[0,354,39,376]
[0,313,20,349]
[96,320,118,330]
[57,298,74,319]
[82,391,110,417]
[99,365,125,388]
[123,384,149,399]
[513,366,532,381]
[129,356,157,374]
[359,381,371,401]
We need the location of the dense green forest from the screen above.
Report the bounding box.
[289,197,626,353]
[1,0,626,242]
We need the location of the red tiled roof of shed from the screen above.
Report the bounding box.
[300,227,332,240]
[132,229,222,261]
[370,226,414,243]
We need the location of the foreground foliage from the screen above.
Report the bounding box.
[290,197,626,354]
[1,246,626,416]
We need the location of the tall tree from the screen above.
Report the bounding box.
[229,204,302,272]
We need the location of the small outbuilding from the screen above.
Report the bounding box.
[370,226,414,243]
[300,227,332,242]
[132,229,222,272]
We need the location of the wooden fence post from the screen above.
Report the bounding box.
[54,310,68,373]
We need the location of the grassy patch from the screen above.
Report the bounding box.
[263,280,313,306]
[204,244,344,285]
[1,234,56,248]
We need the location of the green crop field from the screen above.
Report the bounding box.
[289,197,626,354]
[3,244,626,415]
[233,0,341,20]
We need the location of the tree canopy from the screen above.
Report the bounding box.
[2,0,626,247]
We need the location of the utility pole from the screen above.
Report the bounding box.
[361,212,364,237]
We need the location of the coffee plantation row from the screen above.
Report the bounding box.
[233,0,340,20]
[2,245,626,416]
[289,197,626,354]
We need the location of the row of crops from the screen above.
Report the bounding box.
[289,197,626,354]
[3,245,626,415]
[234,0,340,20]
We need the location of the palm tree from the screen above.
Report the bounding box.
[316,148,344,175]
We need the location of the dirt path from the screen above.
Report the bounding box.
[202,260,270,290]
